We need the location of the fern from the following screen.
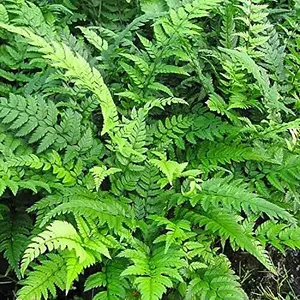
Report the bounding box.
[264,154,300,193]
[90,165,121,191]
[0,94,58,153]
[0,23,119,135]
[37,194,134,240]
[182,208,276,273]
[17,253,67,300]
[20,217,117,296]
[256,221,300,253]
[188,178,295,222]
[186,256,248,300]
[220,48,292,119]
[0,4,9,24]
[120,243,186,300]
[0,1,299,299]
[85,259,131,300]
[235,0,271,57]
[0,210,31,278]
[20,220,88,274]
[220,3,237,49]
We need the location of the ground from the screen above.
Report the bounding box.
[229,248,300,299]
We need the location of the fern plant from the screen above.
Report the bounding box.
[0,0,299,299]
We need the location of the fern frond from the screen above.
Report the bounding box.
[150,155,188,186]
[198,141,266,170]
[0,211,31,277]
[184,208,276,273]
[90,165,121,191]
[17,253,67,300]
[264,154,300,193]
[85,260,130,299]
[39,197,133,239]
[189,178,295,222]
[0,23,119,135]
[151,216,192,253]
[78,26,108,52]
[0,4,9,24]
[256,220,300,253]
[0,1,298,299]
[120,244,186,300]
[220,48,292,118]
[21,221,87,275]
[220,3,237,49]
[63,249,95,293]
[186,256,248,300]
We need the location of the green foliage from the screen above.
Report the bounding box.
[184,208,276,273]
[120,243,186,300]
[0,0,299,300]
[17,253,67,300]
[256,220,300,253]
[0,209,32,278]
[185,256,248,300]
[85,260,131,300]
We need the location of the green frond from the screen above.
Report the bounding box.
[0,1,299,299]
[17,254,67,300]
[21,220,88,275]
[0,94,98,156]
[90,165,121,191]
[7,151,78,186]
[78,26,108,52]
[220,3,237,49]
[264,154,300,192]
[151,216,192,253]
[120,244,186,300]
[150,156,188,186]
[220,48,292,118]
[0,4,9,24]
[256,220,300,253]
[198,141,265,170]
[85,260,130,300]
[187,208,276,273]
[39,196,133,238]
[186,256,248,300]
[153,115,192,148]
[0,164,51,196]
[0,211,31,277]
[63,249,95,293]
[135,162,162,217]
[0,23,119,135]
[189,178,295,222]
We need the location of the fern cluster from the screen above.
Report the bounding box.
[0,0,299,299]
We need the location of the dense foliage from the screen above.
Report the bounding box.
[0,0,299,299]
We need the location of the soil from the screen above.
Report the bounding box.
[228,248,300,299]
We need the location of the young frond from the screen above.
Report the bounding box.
[20,221,87,275]
[90,165,121,191]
